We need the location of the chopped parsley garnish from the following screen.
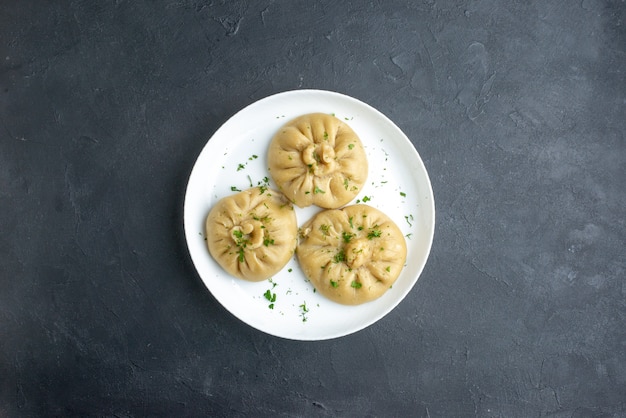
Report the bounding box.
[343,178,349,190]
[405,214,414,227]
[264,289,277,309]
[348,143,355,150]
[299,302,309,322]
[400,192,406,197]
[348,216,354,229]
[351,281,362,289]
[319,224,331,236]
[314,186,325,194]
[237,163,245,171]
[263,237,275,246]
[323,131,328,140]
[385,266,391,272]
[232,229,248,263]
[362,195,371,203]
[249,154,258,160]
[330,280,339,288]
[231,186,241,192]
[367,228,382,240]
[264,289,277,302]
[333,250,346,263]
[342,231,354,243]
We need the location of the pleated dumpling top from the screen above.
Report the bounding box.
[296,204,407,305]
[268,113,368,209]
[205,187,297,281]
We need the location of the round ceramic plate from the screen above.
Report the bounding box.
[184,89,435,340]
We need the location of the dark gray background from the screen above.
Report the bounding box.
[1,1,625,416]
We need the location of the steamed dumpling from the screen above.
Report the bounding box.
[206,187,297,281]
[268,113,368,209]
[297,204,407,305]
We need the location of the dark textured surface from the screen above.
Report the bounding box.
[1,0,625,416]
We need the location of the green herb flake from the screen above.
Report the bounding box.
[349,216,354,229]
[330,280,339,288]
[249,154,258,160]
[385,266,391,272]
[231,186,241,192]
[351,281,362,289]
[263,238,275,246]
[367,229,382,240]
[237,163,246,171]
[348,143,355,150]
[342,231,354,243]
[333,250,346,264]
[400,191,406,197]
[314,186,325,194]
[319,224,331,236]
[299,302,309,322]
[362,195,371,203]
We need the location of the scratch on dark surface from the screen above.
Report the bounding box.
[312,401,327,410]
[129,358,147,372]
[214,15,243,36]
[455,41,496,121]
[63,164,82,224]
[423,43,438,88]
[178,377,205,396]
[78,135,99,144]
[470,259,511,287]
[260,6,270,26]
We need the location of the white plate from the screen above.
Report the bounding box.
[184,89,435,340]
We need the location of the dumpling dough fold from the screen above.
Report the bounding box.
[206,187,297,281]
[297,204,407,305]
[268,113,368,209]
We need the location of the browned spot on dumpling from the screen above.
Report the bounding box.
[205,187,297,281]
[296,204,407,305]
[268,113,368,209]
